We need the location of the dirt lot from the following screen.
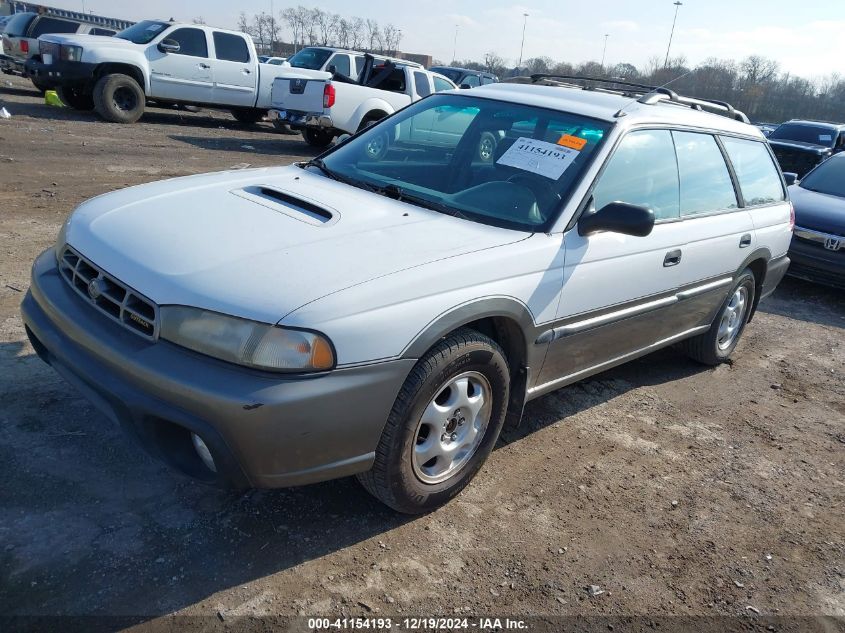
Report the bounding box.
[1,73,843,630]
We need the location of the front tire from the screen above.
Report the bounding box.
[57,86,94,110]
[357,328,510,514]
[678,269,756,365]
[302,127,335,148]
[92,73,145,123]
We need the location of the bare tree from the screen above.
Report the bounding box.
[349,17,365,49]
[281,7,305,50]
[192,16,206,25]
[366,19,381,51]
[236,11,250,34]
[483,52,503,74]
[382,24,402,52]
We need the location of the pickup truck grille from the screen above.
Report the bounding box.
[771,146,822,178]
[58,246,159,340]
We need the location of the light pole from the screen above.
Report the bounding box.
[452,24,459,63]
[600,33,609,69]
[664,1,683,68]
[518,13,529,68]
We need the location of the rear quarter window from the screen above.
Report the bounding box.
[720,137,786,206]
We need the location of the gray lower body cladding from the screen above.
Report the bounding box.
[21,249,415,488]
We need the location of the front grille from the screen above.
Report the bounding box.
[39,41,59,59]
[58,246,159,340]
[771,147,822,178]
[793,226,845,253]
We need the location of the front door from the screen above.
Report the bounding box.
[148,27,213,103]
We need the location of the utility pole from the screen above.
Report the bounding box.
[452,24,458,63]
[664,1,683,68]
[517,13,528,68]
[600,34,609,69]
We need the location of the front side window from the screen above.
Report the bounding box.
[319,95,610,231]
[213,32,250,63]
[673,131,738,216]
[115,20,169,45]
[461,74,480,87]
[167,28,208,58]
[433,76,454,92]
[593,130,680,220]
[31,17,79,37]
[481,76,497,85]
[327,53,350,77]
[414,72,432,97]
[721,137,786,206]
[287,47,332,70]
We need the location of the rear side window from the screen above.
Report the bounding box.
[672,131,738,216]
[593,129,680,220]
[167,28,208,58]
[31,17,79,37]
[213,32,249,63]
[433,77,453,92]
[721,137,786,206]
[414,72,432,97]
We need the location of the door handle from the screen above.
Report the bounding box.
[663,249,682,267]
[199,63,211,69]
[242,68,251,74]
[739,233,752,248]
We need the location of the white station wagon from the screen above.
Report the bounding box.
[22,77,793,513]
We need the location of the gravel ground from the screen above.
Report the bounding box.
[0,74,843,631]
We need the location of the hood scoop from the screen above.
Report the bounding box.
[231,185,338,226]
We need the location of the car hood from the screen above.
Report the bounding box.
[39,34,138,48]
[789,184,845,234]
[768,139,831,155]
[64,166,527,324]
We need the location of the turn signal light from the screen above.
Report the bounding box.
[323,83,335,109]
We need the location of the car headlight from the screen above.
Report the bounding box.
[159,306,335,372]
[59,45,83,62]
[54,216,69,260]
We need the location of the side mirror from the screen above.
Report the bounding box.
[327,64,337,74]
[158,39,180,54]
[578,202,655,237]
[782,172,798,186]
[459,83,472,89]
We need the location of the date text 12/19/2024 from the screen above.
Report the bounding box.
[308,617,529,630]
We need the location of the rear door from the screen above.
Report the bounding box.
[209,31,256,107]
[147,27,213,103]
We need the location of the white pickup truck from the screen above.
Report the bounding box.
[25,19,292,124]
[269,55,457,147]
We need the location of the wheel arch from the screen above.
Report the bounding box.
[737,247,771,323]
[93,63,147,93]
[401,297,538,427]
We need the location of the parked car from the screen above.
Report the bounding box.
[22,79,792,513]
[767,120,845,177]
[262,56,286,66]
[269,54,457,147]
[25,20,292,123]
[1,11,117,92]
[282,46,367,78]
[754,122,778,137]
[429,66,498,88]
[787,153,845,288]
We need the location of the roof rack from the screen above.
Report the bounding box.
[528,74,750,124]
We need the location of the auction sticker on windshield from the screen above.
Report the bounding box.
[496,137,580,180]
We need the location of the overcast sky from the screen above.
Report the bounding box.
[48,0,845,77]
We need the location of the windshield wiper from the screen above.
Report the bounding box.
[374,184,470,220]
[302,159,380,193]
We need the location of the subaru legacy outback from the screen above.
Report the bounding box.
[22,77,792,513]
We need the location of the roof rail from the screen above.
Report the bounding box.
[528,73,750,124]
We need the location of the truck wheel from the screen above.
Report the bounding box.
[356,328,510,514]
[302,128,335,148]
[231,108,265,125]
[677,269,756,366]
[92,73,145,123]
[57,86,94,111]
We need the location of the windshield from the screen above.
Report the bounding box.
[769,123,837,148]
[287,47,332,70]
[430,67,463,82]
[4,13,36,37]
[800,157,845,199]
[318,94,611,232]
[115,20,169,45]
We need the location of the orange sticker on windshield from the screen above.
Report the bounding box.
[557,134,588,150]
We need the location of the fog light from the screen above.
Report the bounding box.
[191,433,217,473]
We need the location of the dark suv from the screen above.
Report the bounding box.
[429,66,497,88]
[767,120,845,178]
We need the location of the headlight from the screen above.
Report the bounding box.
[54,216,69,260]
[159,306,335,372]
[59,45,83,62]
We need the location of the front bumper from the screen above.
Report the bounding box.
[268,109,333,130]
[24,58,97,89]
[21,249,415,488]
[787,237,845,289]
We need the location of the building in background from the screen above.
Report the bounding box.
[0,0,133,30]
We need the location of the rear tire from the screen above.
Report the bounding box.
[57,86,94,110]
[678,269,756,365]
[231,107,265,125]
[357,328,510,514]
[92,73,145,123]
[302,128,335,148]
